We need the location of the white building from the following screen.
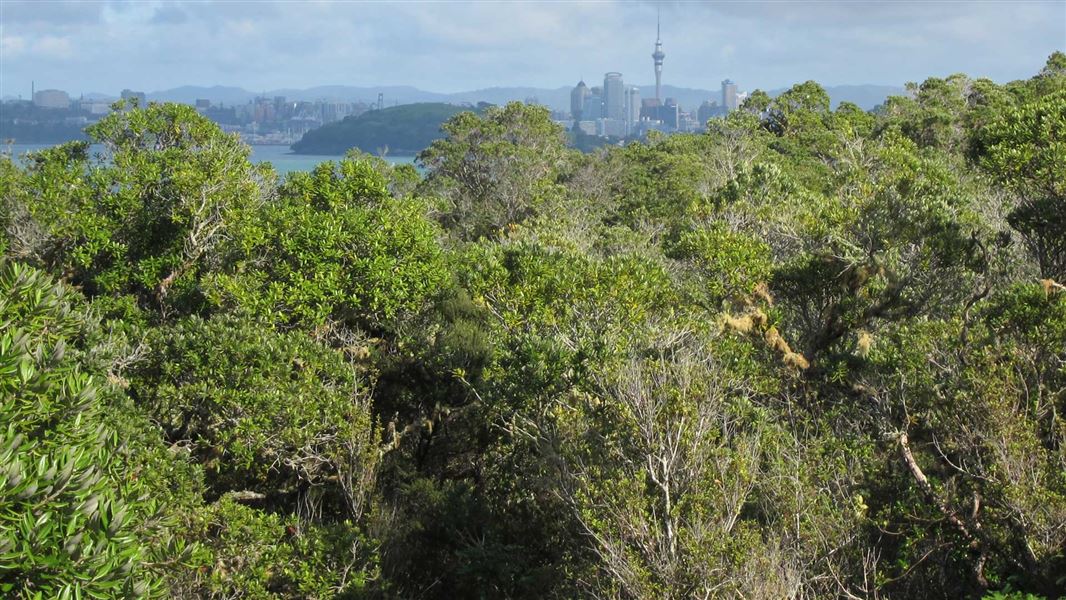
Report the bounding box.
[721,79,739,112]
[625,87,641,133]
[33,89,70,109]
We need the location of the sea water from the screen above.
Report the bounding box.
[4,143,418,178]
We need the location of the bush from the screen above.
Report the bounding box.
[0,261,175,598]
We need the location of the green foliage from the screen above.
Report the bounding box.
[10,101,268,321]
[854,285,1066,596]
[982,90,1066,279]
[206,155,448,330]
[740,89,771,114]
[419,102,574,239]
[772,128,986,357]
[0,261,172,598]
[4,58,1066,599]
[766,80,832,136]
[175,497,377,599]
[550,338,788,598]
[0,157,18,255]
[667,222,773,307]
[131,315,379,503]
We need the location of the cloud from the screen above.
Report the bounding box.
[0,0,1062,98]
[1,0,103,26]
[151,5,190,25]
[1,35,27,58]
[31,35,74,60]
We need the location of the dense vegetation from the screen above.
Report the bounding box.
[291,102,472,155]
[1,54,1064,599]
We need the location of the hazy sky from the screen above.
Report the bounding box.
[2,0,1064,97]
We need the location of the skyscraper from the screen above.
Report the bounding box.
[721,79,738,112]
[603,72,625,121]
[626,86,641,129]
[570,80,589,121]
[652,11,665,102]
[662,98,679,129]
[585,86,604,121]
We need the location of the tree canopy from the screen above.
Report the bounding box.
[2,56,1065,599]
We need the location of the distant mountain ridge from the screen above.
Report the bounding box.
[141,83,906,112]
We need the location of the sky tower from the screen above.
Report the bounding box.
[652,10,665,102]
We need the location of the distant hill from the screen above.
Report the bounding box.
[148,85,259,105]
[447,86,572,110]
[270,85,450,104]
[144,82,905,113]
[291,102,471,156]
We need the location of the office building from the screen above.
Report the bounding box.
[32,89,70,109]
[661,98,679,129]
[721,79,738,112]
[570,80,589,121]
[626,86,641,130]
[603,72,625,121]
[585,86,604,121]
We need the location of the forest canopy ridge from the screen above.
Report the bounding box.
[1,52,1065,599]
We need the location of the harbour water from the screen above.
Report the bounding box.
[3,143,418,178]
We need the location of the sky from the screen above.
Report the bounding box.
[1,0,1064,98]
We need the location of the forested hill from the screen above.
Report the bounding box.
[291,102,470,155]
[2,52,1065,600]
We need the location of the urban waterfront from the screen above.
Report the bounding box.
[4,143,417,177]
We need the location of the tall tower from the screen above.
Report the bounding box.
[571,80,589,122]
[652,10,665,102]
[721,79,738,112]
[603,72,625,121]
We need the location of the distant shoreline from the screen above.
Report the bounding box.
[289,150,419,158]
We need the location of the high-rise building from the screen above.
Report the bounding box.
[32,89,70,109]
[662,98,679,129]
[603,72,625,121]
[585,87,604,121]
[570,80,589,121]
[640,98,661,123]
[721,79,738,112]
[651,11,665,102]
[626,86,641,129]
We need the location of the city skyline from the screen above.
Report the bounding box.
[2,1,1063,99]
